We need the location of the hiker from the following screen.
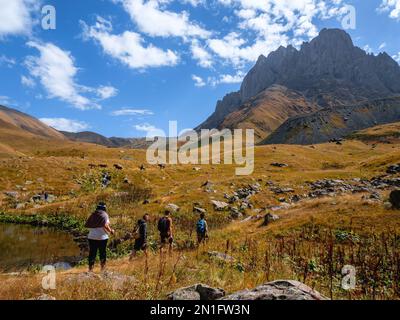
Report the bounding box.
[85,202,115,272]
[130,214,150,260]
[196,213,209,245]
[158,210,173,253]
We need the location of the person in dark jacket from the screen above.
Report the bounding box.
[130,214,150,260]
[85,202,115,272]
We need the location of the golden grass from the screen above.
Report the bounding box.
[0,133,400,300]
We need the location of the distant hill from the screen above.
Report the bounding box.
[61,131,150,149]
[197,28,400,144]
[0,105,66,140]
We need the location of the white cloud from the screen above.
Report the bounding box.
[116,0,211,39]
[0,95,12,106]
[393,52,400,63]
[181,0,205,7]
[111,109,154,116]
[0,0,40,38]
[0,55,16,67]
[216,71,245,84]
[191,40,213,68]
[379,42,387,50]
[96,85,118,100]
[82,17,179,70]
[378,0,400,20]
[193,71,245,87]
[39,118,90,132]
[206,0,350,66]
[192,74,206,87]
[25,41,116,110]
[21,75,36,88]
[134,122,162,137]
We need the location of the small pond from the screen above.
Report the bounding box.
[0,223,83,272]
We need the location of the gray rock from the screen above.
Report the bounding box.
[166,203,180,213]
[389,190,400,209]
[263,213,280,226]
[208,251,235,263]
[211,200,229,211]
[28,294,56,301]
[194,207,207,214]
[222,280,328,300]
[4,191,19,198]
[168,284,225,301]
[387,164,400,175]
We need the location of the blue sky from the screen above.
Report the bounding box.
[0,0,399,137]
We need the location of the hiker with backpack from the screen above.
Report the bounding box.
[130,214,150,260]
[158,210,174,253]
[85,202,115,272]
[196,213,209,245]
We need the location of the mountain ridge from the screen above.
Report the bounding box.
[197,28,400,143]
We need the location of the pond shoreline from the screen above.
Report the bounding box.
[0,212,134,262]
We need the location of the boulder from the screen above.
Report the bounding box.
[211,200,229,211]
[194,207,207,214]
[4,191,19,199]
[222,280,328,300]
[387,164,400,175]
[208,251,236,263]
[389,190,400,209]
[168,284,225,300]
[263,213,280,226]
[271,163,289,168]
[28,294,56,301]
[166,203,180,213]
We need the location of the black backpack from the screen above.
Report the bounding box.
[158,217,170,234]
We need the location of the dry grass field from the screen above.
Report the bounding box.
[0,123,399,300]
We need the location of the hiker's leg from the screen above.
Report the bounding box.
[99,239,108,271]
[88,240,98,271]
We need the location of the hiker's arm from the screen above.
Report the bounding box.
[104,223,115,235]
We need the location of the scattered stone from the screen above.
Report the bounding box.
[15,203,25,210]
[263,213,280,226]
[166,203,180,213]
[168,284,225,301]
[230,207,243,220]
[271,187,294,195]
[143,199,150,205]
[123,177,130,184]
[241,215,263,223]
[387,164,400,175]
[208,251,235,263]
[158,164,166,170]
[222,280,328,300]
[202,181,214,193]
[139,164,146,171]
[193,167,201,171]
[4,191,19,199]
[271,163,289,168]
[114,164,124,170]
[211,200,229,211]
[194,207,207,214]
[28,294,56,301]
[389,190,400,209]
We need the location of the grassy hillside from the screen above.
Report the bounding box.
[0,125,399,300]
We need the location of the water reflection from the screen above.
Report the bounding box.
[0,223,82,272]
